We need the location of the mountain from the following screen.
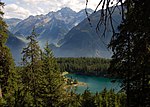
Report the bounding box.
[6,32,26,63]
[7,7,93,47]
[5,7,94,62]
[52,8,122,58]
[4,18,22,31]
[6,7,122,63]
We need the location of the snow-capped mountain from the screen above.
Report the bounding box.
[52,7,122,58]
[6,6,122,63]
[6,7,93,46]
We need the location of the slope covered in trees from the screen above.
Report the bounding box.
[2,0,150,106]
[15,28,65,106]
[63,88,126,107]
[57,57,110,76]
[0,20,126,107]
[0,2,20,106]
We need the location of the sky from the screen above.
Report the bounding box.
[2,0,103,19]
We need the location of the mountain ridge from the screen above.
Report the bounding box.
[52,8,122,58]
[7,7,93,46]
[6,7,121,62]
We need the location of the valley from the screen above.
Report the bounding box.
[1,0,149,106]
[5,6,121,63]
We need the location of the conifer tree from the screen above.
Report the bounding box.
[81,89,96,107]
[21,28,42,106]
[108,0,150,106]
[0,1,19,106]
[40,42,65,107]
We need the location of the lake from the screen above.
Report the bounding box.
[66,73,121,94]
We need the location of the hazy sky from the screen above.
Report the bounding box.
[2,0,103,19]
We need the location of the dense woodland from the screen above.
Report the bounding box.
[0,1,126,106]
[57,57,110,76]
[87,0,150,106]
[62,88,126,107]
[1,0,150,106]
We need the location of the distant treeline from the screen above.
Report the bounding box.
[56,57,111,76]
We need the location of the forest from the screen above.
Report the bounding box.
[0,10,125,106]
[1,0,150,106]
[57,57,110,76]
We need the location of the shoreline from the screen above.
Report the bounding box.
[63,72,120,80]
[62,71,69,76]
[63,81,87,89]
[62,72,87,89]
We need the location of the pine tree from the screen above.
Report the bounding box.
[81,89,96,107]
[40,42,65,107]
[108,0,150,106]
[0,1,20,106]
[21,28,42,106]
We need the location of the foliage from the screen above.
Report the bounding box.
[0,1,20,106]
[40,42,65,106]
[86,0,150,106]
[108,0,150,106]
[16,30,66,106]
[20,28,42,106]
[63,88,126,107]
[57,57,110,76]
[0,1,132,106]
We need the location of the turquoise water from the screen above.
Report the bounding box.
[66,73,121,94]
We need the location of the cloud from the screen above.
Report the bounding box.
[23,0,50,3]
[3,0,102,19]
[4,4,31,19]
